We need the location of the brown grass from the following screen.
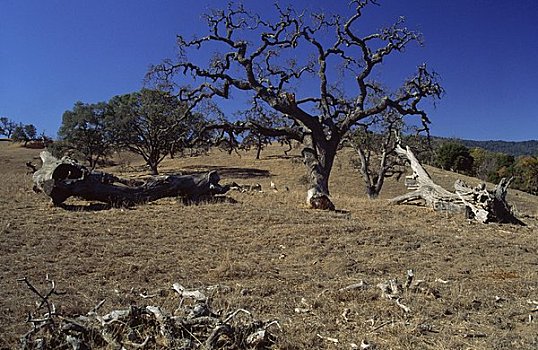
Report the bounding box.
[1,142,537,349]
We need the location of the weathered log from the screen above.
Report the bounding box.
[390,145,463,210]
[32,151,230,206]
[390,145,523,225]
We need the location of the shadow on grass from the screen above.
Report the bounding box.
[181,165,271,179]
[181,195,238,206]
[58,196,238,211]
[58,203,113,212]
[264,154,302,160]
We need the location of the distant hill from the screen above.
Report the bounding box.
[433,137,538,157]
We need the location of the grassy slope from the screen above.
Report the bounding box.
[0,141,536,349]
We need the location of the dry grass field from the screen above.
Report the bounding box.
[0,140,537,349]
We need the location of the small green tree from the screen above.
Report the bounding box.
[109,89,198,175]
[470,147,515,182]
[0,117,6,137]
[239,103,292,160]
[24,124,37,141]
[0,117,17,138]
[512,156,538,195]
[169,110,212,158]
[241,120,274,160]
[58,102,113,169]
[435,141,474,174]
[12,123,37,146]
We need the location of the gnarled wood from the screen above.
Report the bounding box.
[391,145,523,225]
[32,151,229,206]
[390,145,462,209]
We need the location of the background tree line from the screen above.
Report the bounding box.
[0,117,48,147]
[430,140,538,195]
[457,139,538,157]
[54,89,538,197]
[52,89,216,174]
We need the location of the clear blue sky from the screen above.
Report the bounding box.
[1,0,537,141]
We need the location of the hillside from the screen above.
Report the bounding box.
[0,142,537,349]
[433,137,538,156]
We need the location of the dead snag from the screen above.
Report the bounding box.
[391,145,523,224]
[32,151,230,206]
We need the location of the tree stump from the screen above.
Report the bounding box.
[32,151,230,206]
[390,145,523,225]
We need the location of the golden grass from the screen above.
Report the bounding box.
[0,142,536,349]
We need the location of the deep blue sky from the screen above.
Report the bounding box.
[1,0,537,141]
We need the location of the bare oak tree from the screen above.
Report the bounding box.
[349,109,406,199]
[150,1,442,209]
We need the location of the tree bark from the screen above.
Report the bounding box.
[255,138,262,160]
[302,136,337,210]
[32,151,229,206]
[390,145,523,224]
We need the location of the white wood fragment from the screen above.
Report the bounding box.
[317,333,339,343]
[339,280,368,292]
[395,298,410,313]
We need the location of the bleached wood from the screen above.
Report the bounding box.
[391,145,523,224]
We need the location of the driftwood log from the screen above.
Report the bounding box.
[390,145,523,225]
[32,151,230,206]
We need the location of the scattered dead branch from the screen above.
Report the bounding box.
[228,182,263,193]
[376,270,441,315]
[316,333,339,344]
[462,332,487,338]
[18,277,279,349]
[339,280,369,292]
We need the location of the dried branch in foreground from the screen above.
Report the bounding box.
[18,277,279,349]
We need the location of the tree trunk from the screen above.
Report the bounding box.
[147,153,160,175]
[32,151,229,207]
[365,186,378,199]
[302,136,336,210]
[255,138,262,160]
[390,145,524,224]
[366,173,385,200]
[149,164,159,175]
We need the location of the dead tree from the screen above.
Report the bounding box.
[149,1,443,210]
[348,109,407,199]
[391,145,523,224]
[32,151,229,206]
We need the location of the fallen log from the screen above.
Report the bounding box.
[390,145,523,225]
[32,151,230,206]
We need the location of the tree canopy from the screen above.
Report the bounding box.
[149,0,443,209]
[58,102,113,169]
[108,89,201,175]
[435,142,474,174]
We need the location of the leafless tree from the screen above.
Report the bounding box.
[150,1,443,209]
[349,108,407,199]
